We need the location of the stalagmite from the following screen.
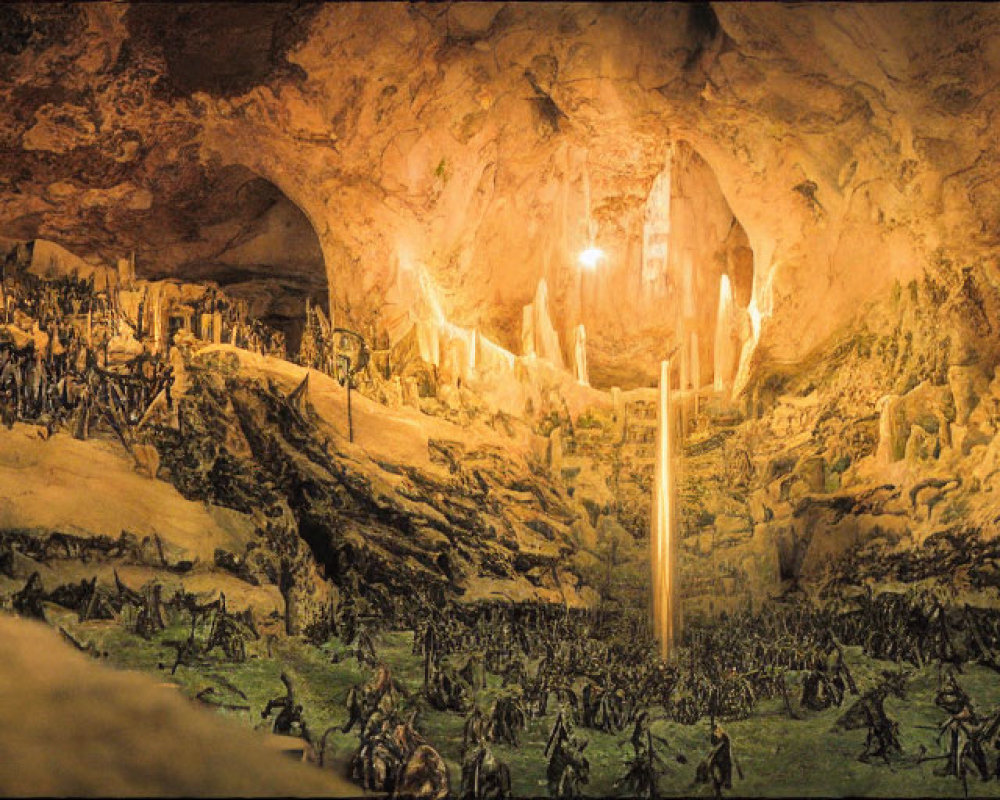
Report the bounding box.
[524,279,564,368]
[152,291,162,353]
[690,331,700,393]
[521,306,536,357]
[573,324,589,386]
[714,274,735,394]
[212,311,222,345]
[416,319,440,367]
[652,359,678,661]
[168,345,187,399]
[877,394,906,463]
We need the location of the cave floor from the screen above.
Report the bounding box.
[47,604,1000,798]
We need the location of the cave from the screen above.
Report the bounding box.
[2,3,1000,798]
[134,164,329,355]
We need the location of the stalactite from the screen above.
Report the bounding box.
[714,273,735,394]
[642,151,672,289]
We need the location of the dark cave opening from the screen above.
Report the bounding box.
[140,164,328,355]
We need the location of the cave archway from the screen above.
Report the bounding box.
[139,164,329,355]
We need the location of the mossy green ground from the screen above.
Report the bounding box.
[52,605,1000,798]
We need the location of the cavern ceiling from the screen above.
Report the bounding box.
[4,2,997,388]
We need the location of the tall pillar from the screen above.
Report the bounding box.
[531,279,564,368]
[652,359,679,660]
[690,331,701,416]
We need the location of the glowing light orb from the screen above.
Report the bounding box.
[578,247,605,271]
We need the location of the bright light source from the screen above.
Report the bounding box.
[578,246,604,271]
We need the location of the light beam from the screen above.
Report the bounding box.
[652,358,677,660]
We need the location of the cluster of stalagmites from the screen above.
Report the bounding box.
[667,256,1000,613]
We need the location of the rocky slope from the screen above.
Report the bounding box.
[1,342,601,641]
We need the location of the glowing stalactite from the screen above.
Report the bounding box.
[652,359,677,661]
[642,148,673,287]
[714,274,735,393]
[573,324,589,386]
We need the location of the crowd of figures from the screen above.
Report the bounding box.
[823,526,1000,592]
[0,259,285,442]
[194,286,287,358]
[6,251,1000,797]
[1,271,172,440]
[290,578,1000,799]
[7,563,258,674]
[296,300,370,387]
[7,538,1000,797]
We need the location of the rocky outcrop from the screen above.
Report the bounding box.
[148,349,596,622]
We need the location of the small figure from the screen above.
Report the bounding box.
[13,571,46,620]
[262,672,311,742]
[460,735,512,799]
[835,670,907,765]
[546,710,589,798]
[615,711,672,799]
[696,723,742,799]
